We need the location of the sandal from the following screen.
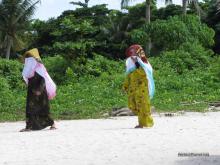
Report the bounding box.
[19,128,32,132]
[134,125,143,129]
[50,124,57,130]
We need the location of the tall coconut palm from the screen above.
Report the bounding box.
[0,0,40,59]
[121,0,172,54]
[182,0,187,15]
[121,0,172,23]
[182,0,203,17]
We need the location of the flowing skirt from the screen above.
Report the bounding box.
[123,68,154,127]
[25,72,54,130]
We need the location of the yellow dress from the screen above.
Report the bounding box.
[123,68,154,127]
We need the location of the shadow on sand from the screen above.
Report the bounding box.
[175,155,220,165]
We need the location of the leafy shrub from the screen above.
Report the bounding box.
[51,70,126,119]
[0,58,24,89]
[43,55,69,84]
[150,56,220,111]
[0,54,219,121]
[83,54,124,76]
[0,77,13,107]
[131,15,215,53]
[0,76,25,121]
[161,42,213,74]
[65,54,125,78]
[53,40,96,60]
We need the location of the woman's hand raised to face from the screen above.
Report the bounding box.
[130,56,137,63]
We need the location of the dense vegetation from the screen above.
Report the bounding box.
[0,0,219,121]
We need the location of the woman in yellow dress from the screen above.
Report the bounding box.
[123,44,155,128]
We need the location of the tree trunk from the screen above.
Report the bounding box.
[145,0,150,24]
[193,0,201,19]
[145,0,151,55]
[5,37,12,60]
[182,0,187,15]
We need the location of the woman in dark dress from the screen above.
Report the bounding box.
[20,48,56,132]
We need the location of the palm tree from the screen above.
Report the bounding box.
[121,0,172,54]
[121,0,172,23]
[0,0,40,59]
[182,0,188,15]
[104,11,130,41]
[182,0,203,17]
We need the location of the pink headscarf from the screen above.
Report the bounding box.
[22,57,56,100]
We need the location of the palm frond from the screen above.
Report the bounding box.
[13,0,40,24]
[13,34,25,51]
[0,0,40,59]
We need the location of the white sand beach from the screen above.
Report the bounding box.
[0,112,220,165]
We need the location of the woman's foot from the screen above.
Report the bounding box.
[134,125,143,128]
[50,124,57,130]
[19,128,32,132]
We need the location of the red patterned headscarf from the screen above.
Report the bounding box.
[126,44,148,63]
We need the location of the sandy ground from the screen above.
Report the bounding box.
[0,112,220,165]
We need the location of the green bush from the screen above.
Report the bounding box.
[51,73,126,119]
[43,55,69,84]
[0,58,24,89]
[0,77,13,107]
[83,54,124,76]
[131,15,215,53]
[150,56,220,111]
[0,54,219,121]
[161,42,213,74]
[0,76,25,121]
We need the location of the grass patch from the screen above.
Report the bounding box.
[0,55,219,121]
